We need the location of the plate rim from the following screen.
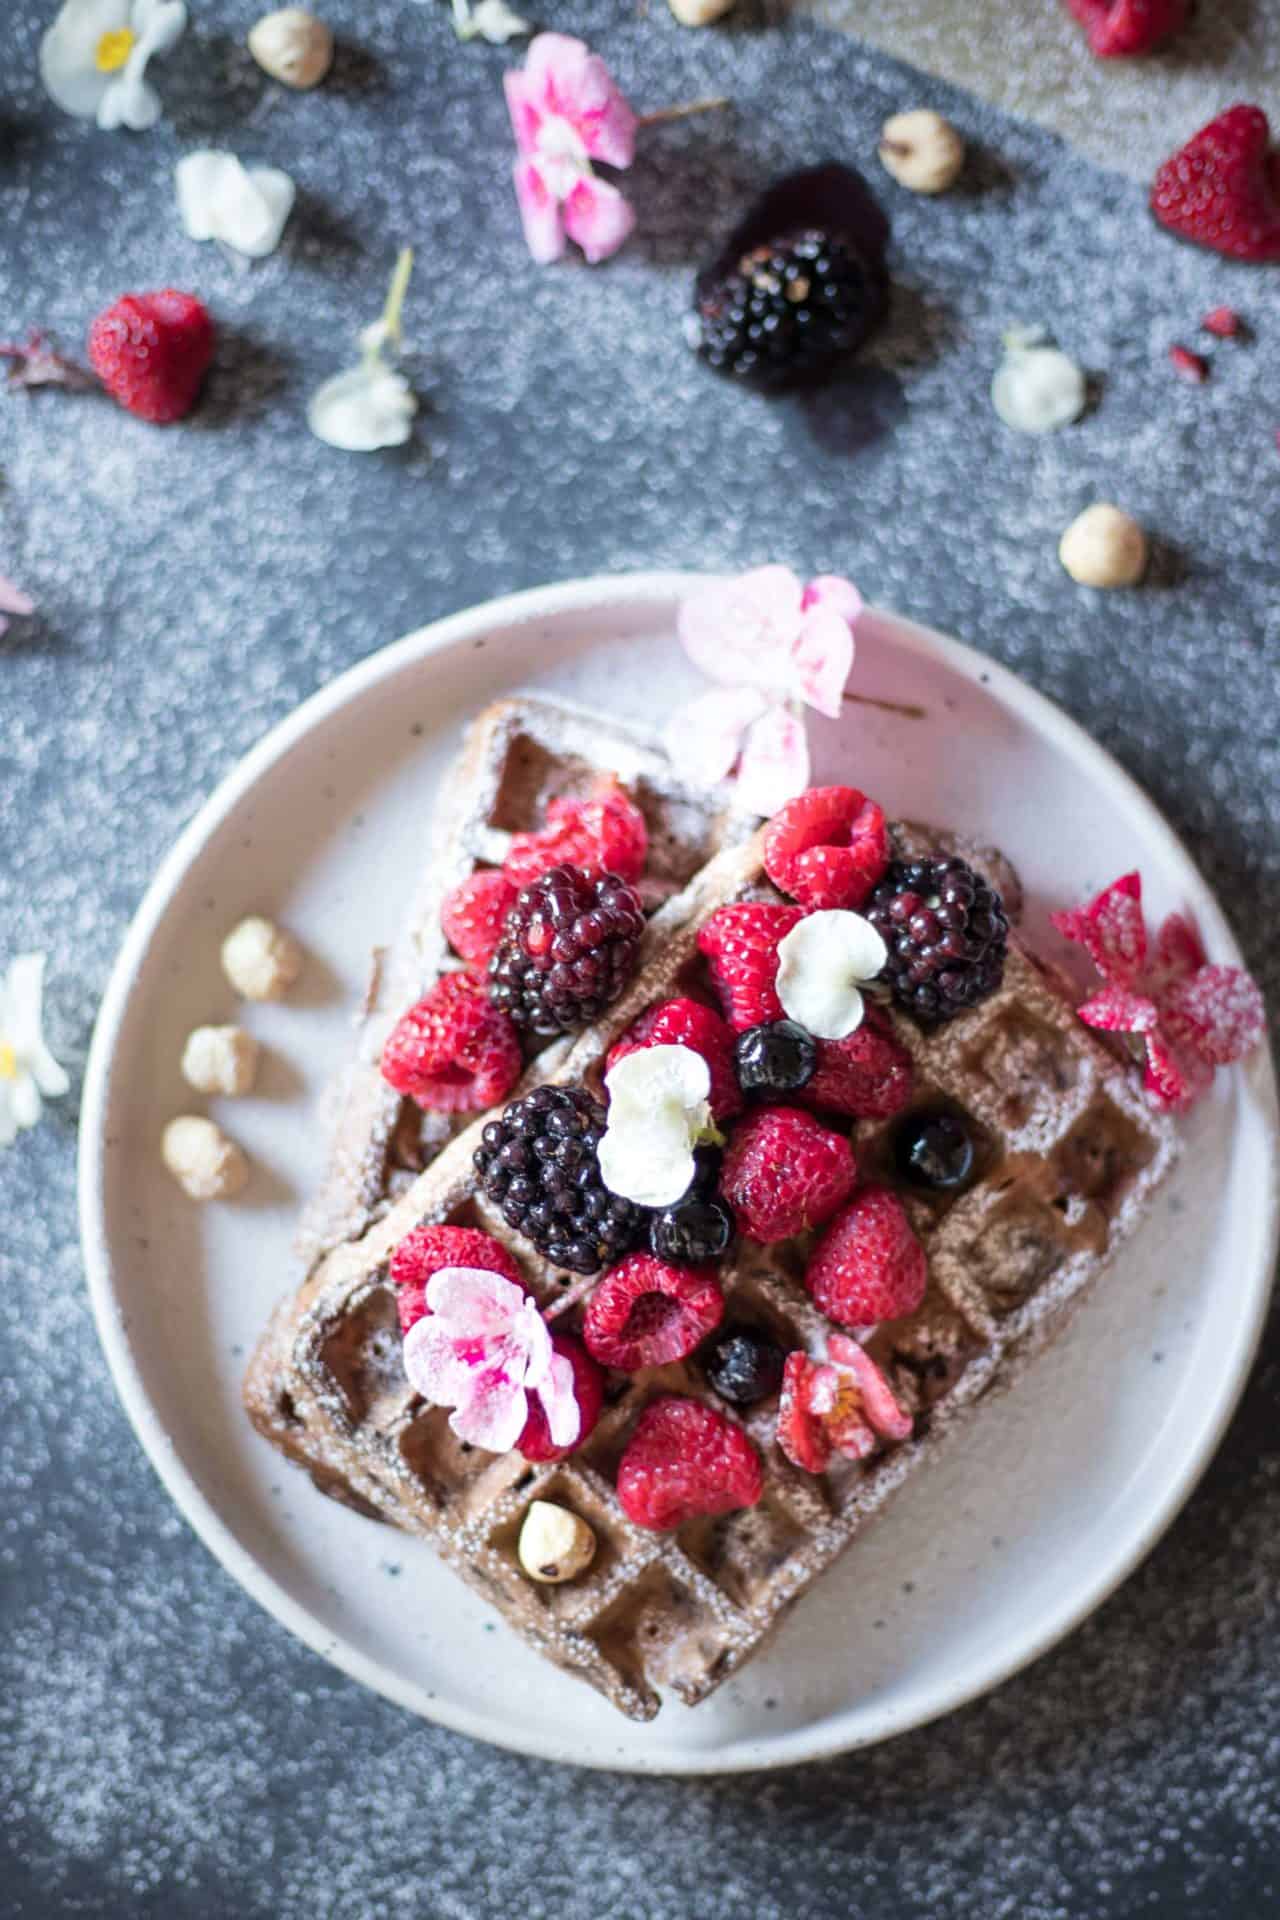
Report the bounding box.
[77,569,1280,1775]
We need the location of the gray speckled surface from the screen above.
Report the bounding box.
[3,2,1279,1914]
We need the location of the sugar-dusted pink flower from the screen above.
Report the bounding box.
[1051,871,1265,1112]
[664,565,861,814]
[401,1266,581,1454]
[504,32,637,265]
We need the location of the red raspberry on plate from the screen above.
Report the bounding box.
[517,1332,605,1462]
[88,290,215,423]
[1151,105,1280,261]
[719,1105,857,1244]
[504,775,648,888]
[799,1006,914,1120]
[381,972,522,1112]
[606,996,743,1121]
[696,901,803,1032]
[583,1252,724,1371]
[804,1186,928,1328]
[388,1222,525,1334]
[616,1394,763,1531]
[763,786,889,910]
[442,869,517,964]
[1064,0,1186,57]
[777,1334,912,1474]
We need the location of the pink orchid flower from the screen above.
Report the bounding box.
[401,1266,581,1454]
[664,565,861,815]
[1051,871,1265,1112]
[504,33,637,265]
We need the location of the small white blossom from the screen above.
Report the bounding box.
[0,954,70,1148]
[308,248,418,453]
[598,1044,714,1209]
[991,330,1086,434]
[176,150,296,260]
[451,0,530,42]
[40,0,187,133]
[775,911,888,1040]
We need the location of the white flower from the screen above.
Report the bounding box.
[0,954,70,1148]
[775,911,888,1040]
[401,1267,580,1455]
[598,1044,714,1208]
[40,0,187,133]
[451,0,531,43]
[991,329,1086,434]
[307,247,419,452]
[176,150,296,260]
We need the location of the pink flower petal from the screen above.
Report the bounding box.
[827,1333,913,1442]
[524,32,636,168]
[790,603,854,718]
[0,573,35,618]
[425,1266,528,1337]
[450,1366,530,1454]
[1076,985,1161,1034]
[535,1346,582,1450]
[800,574,863,626]
[734,703,811,815]
[676,566,805,692]
[663,684,769,790]
[1050,871,1148,988]
[1143,1028,1212,1113]
[503,69,542,156]
[1153,911,1207,985]
[402,1318,480,1406]
[512,157,565,264]
[1159,965,1266,1068]
[561,173,634,264]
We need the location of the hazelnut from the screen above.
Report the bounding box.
[220,916,303,1002]
[247,7,334,89]
[878,109,966,194]
[181,1025,261,1096]
[1059,504,1148,588]
[517,1500,597,1584]
[162,1116,250,1201]
[667,0,736,24]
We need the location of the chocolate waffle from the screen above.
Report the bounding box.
[247,815,1178,1721]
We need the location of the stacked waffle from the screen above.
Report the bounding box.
[246,698,1178,1720]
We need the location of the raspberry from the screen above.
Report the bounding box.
[719,1105,857,1245]
[474,1085,648,1275]
[777,1333,912,1474]
[442,869,517,964]
[1169,344,1209,383]
[1063,0,1186,57]
[1151,105,1280,262]
[381,973,522,1112]
[583,1253,724,1371]
[616,1395,763,1531]
[864,856,1008,1025]
[516,1332,605,1462]
[504,776,647,888]
[489,864,645,1037]
[696,902,803,1032]
[1202,306,1242,337]
[804,1186,928,1328]
[388,1223,524,1334]
[606,996,743,1121]
[87,290,215,424]
[764,786,889,910]
[799,1006,914,1119]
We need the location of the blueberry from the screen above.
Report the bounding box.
[703,1327,785,1406]
[650,1195,734,1264]
[734,1020,817,1094]
[893,1108,975,1192]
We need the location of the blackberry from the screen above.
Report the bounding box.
[703,1326,785,1407]
[488,864,645,1038]
[474,1086,648,1275]
[650,1194,735,1265]
[734,1019,817,1095]
[893,1108,975,1192]
[865,857,1008,1025]
[692,229,881,389]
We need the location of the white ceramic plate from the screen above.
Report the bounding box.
[79,573,1278,1774]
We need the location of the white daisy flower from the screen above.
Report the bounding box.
[0,954,70,1148]
[40,0,187,133]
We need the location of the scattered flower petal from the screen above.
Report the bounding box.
[991,336,1086,433]
[775,909,887,1039]
[1168,343,1209,384]
[0,953,70,1148]
[176,150,296,259]
[504,33,637,264]
[663,685,770,791]
[41,0,186,132]
[308,247,418,452]
[0,332,97,390]
[452,0,531,43]
[733,702,811,815]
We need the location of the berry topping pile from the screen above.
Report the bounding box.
[389,1222,525,1334]
[516,1333,604,1463]
[489,864,646,1037]
[733,1019,817,1095]
[763,786,889,910]
[88,289,215,424]
[607,996,742,1121]
[584,1252,725,1371]
[616,1395,764,1530]
[702,1326,786,1407]
[864,856,1009,1025]
[504,775,648,888]
[474,1085,649,1274]
[697,901,803,1032]
[803,1186,928,1329]
[893,1108,976,1192]
[719,1105,857,1245]
[381,972,522,1112]
[1151,105,1280,263]
[693,230,882,389]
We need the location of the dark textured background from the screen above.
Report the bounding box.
[3,3,1278,1915]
